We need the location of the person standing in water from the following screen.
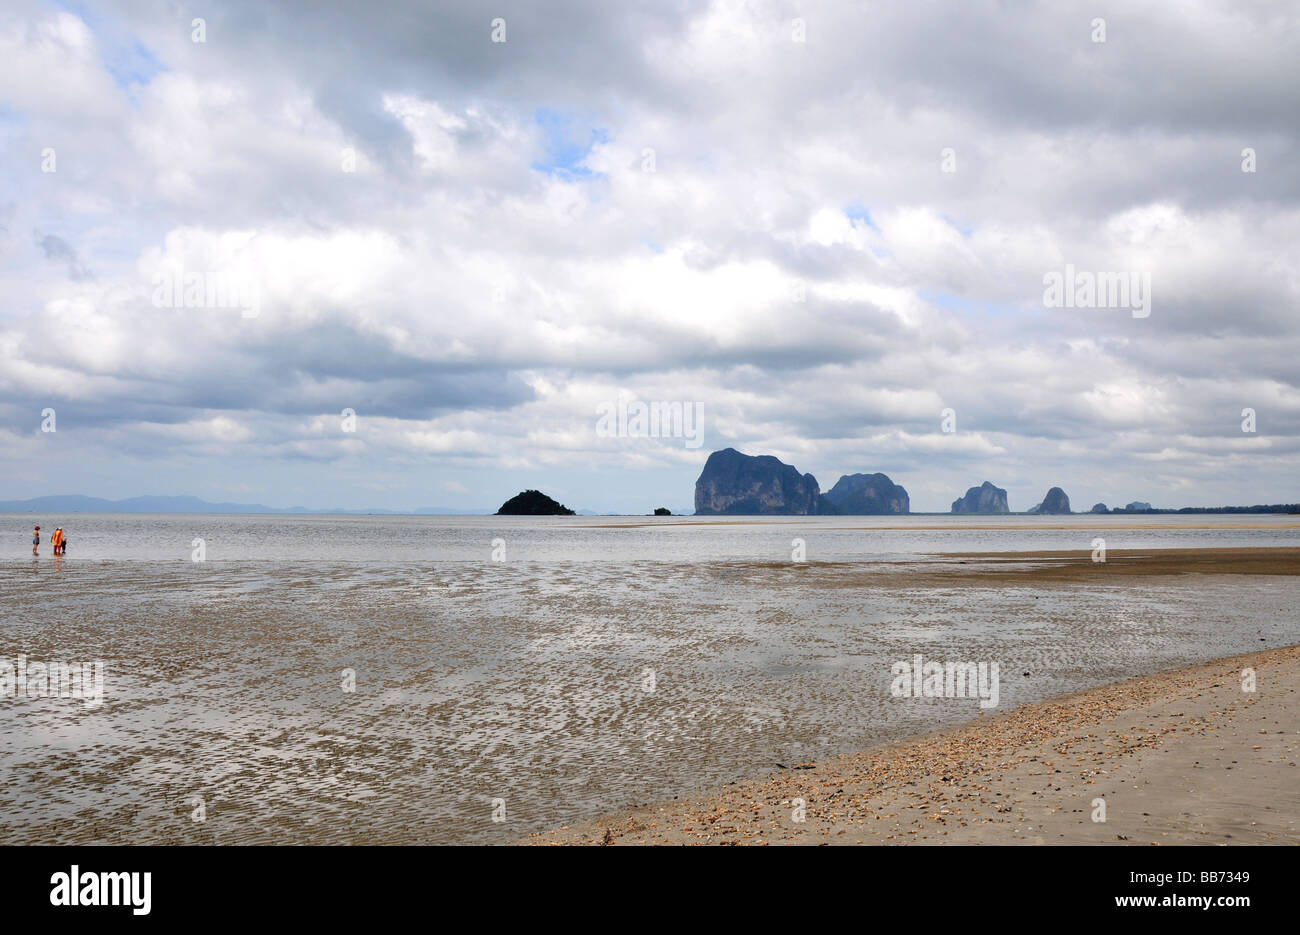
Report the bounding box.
[51,527,63,555]
[32,524,40,556]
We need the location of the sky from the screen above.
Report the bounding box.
[1,0,1298,513]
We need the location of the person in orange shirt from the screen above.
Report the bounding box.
[52,527,64,555]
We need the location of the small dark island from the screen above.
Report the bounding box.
[496,490,575,515]
[653,507,671,516]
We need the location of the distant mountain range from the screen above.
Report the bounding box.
[0,494,505,515]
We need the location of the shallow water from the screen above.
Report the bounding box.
[0,514,1297,844]
[3,512,1298,562]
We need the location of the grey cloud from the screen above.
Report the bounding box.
[35,233,93,281]
[1,0,1296,508]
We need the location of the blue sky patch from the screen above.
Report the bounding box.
[921,290,1021,317]
[105,39,165,90]
[50,0,165,92]
[530,109,609,180]
[844,203,878,230]
[942,214,974,237]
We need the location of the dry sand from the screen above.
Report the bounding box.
[525,645,1300,845]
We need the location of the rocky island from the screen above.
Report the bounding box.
[951,481,1010,514]
[1028,487,1072,514]
[688,453,1251,517]
[821,473,910,514]
[496,490,576,515]
[693,449,910,515]
[693,448,821,515]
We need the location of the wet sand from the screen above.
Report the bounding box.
[525,645,1300,845]
[915,546,1300,584]
[703,546,1300,588]
[582,521,1300,530]
[2,543,1295,844]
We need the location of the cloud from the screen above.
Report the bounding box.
[0,0,1296,510]
[35,233,92,280]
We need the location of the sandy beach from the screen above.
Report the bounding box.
[525,644,1300,845]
